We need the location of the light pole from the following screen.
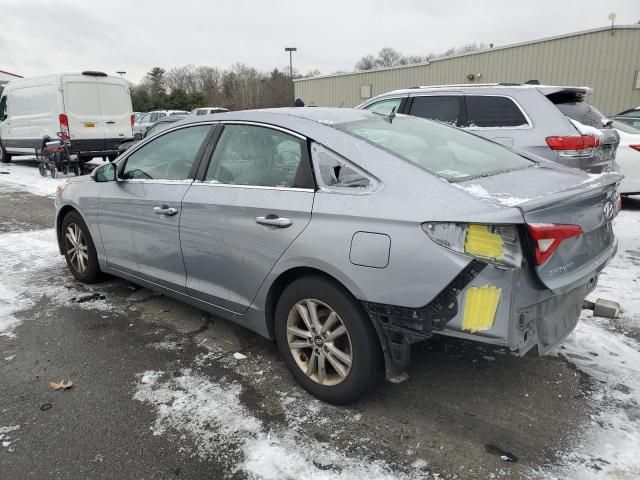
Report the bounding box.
[116,71,126,77]
[284,47,297,78]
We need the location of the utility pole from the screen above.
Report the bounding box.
[116,71,126,77]
[284,47,297,78]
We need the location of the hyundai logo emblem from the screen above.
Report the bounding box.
[603,201,615,220]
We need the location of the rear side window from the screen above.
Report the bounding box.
[408,96,465,126]
[364,98,402,116]
[466,96,528,128]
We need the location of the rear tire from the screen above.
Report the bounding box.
[274,276,383,404]
[61,211,101,283]
[0,142,11,163]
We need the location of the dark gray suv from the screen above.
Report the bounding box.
[358,84,619,173]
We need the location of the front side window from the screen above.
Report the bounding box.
[466,96,528,128]
[364,98,402,116]
[335,115,532,181]
[408,95,464,126]
[137,113,151,123]
[205,124,306,188]
[122,125,210,180]
[196,110,207,116]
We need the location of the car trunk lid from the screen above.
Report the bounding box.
[457,166,622,293]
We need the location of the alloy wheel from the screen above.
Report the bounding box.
[286,299,353,386]
[64,223,89,273]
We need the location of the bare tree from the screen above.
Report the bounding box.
[355,55,376,70]
[375,47,402,68]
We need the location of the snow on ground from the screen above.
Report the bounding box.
[0,156,103,197]
[542,209,640,479]
[134,368,428,480]
[0,158,64,197]
[0,228,118,337]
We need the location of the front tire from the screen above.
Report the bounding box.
[61,211,101,283]
[274,276,383,404]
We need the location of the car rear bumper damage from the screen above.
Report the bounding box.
[363,257,605,381]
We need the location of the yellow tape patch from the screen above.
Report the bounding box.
[462,285,501,332]
[464,224,503,260]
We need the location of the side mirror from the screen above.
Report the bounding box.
[134,132,143,140]
[92,162,117,182]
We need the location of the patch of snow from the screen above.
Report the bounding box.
[454,183,531,206]
[568,118,604,138]
[542,208,640,479]
[0,160,66,197]
[0,229,119,337]
[233,352,247,360]
[134,369,427,480]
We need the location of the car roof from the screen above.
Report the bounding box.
[176,107,376,128]
[362,83,592,100]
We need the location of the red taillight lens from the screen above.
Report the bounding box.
[546,135,599,156]
[629,144,640,153]
[59,113,70,141]
[527,223,583,266]
[130,114,135,127]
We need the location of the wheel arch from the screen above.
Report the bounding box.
[56,205,80,254]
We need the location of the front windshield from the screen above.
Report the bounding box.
[334,114,532,181]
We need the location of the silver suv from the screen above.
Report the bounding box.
[358,84,619,173]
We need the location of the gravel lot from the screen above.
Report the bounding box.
[1,158,639,479]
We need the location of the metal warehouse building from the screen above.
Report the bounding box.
[294,25,640,115]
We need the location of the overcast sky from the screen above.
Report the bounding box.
[1,0,638,83]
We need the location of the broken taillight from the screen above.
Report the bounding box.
[421,223,522,268]
[527,223,583,266]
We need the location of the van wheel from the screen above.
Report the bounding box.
[0,142,11,163]
[61,211,101,283]
[274,276,383,404]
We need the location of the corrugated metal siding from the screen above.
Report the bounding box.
[295,27,640,115]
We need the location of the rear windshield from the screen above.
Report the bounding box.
[334,114,532,181]
[547,91,607,128]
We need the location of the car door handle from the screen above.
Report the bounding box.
[105,121,116,124]
[153,206,178,216]
[255,216,292,228]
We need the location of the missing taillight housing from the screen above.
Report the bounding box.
[527,223,583,266]
[422,222,522,268]
[546,135,599,157]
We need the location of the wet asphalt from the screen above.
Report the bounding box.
[0,184,615,479]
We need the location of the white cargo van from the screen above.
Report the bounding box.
[0,71,133,163]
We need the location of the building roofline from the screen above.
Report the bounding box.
[0,69,23,78]
[294,24,640,83]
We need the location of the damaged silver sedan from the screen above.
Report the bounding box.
[55,108,621,404]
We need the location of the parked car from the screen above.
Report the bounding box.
[612,106,640,129]
[133,110,190,136]
[117,115,188,155]
[357,84,620,173]
[612,120,640,195]
[55,108,621,404]
[191,107,229,115]
[0,71,133,164]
